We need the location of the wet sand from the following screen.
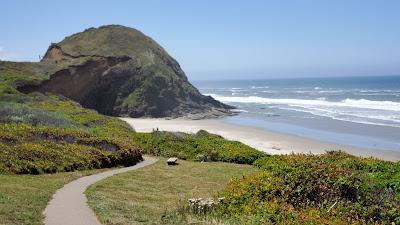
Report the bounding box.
[121,118,400,161]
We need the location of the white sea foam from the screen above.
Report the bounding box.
[250,86,269,89]
[207,93,400,127]
[231,109,249,113]
[231,89,247,93]
[208,94,400,112]
[278,106,400,123]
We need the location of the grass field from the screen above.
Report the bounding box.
[86,158,257,225]
[0,169,109,225]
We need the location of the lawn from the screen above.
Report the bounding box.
[0,169,108,225]
[86,158,258,225]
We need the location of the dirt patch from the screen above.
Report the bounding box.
[42,45,73,63]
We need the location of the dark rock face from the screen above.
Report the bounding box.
[20,25,234,118]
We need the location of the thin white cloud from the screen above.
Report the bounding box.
[0,46,9,60]
[0,47,22,61]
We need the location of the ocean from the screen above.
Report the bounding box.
[193,76,400,152]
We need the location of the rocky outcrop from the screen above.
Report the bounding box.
[20,25,234,118]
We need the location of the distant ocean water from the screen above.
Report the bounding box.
[193,76,400,152]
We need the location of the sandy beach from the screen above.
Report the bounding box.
[121,117,400,161]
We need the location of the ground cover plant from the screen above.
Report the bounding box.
[133,130,266,164]
[209,151,400,224]
[0,123,142,174]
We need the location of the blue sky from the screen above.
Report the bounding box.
[1,0,399,80]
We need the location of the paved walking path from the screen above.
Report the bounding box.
[44,156,158,225]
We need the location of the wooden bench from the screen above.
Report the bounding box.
[167,157,178,165]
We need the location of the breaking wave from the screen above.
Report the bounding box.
[208,94,400,112]
[207,94,400,127]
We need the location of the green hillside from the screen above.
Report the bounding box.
[0,62,143,174]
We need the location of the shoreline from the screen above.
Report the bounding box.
[121,117,400,161]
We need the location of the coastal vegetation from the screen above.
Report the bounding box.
[0,122,142,174]
[86,159,257,225]
[133,130,266,164]
[166,151,400,224]
[0,66,143,174]
[85,151,400,224]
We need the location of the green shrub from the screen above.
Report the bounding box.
[133,130,266,164]
[216,151,400,224]
[0,123,142,174]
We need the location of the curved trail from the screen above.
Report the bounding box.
[44,156,158,225]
